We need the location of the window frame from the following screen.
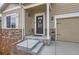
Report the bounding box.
[5,13,18,29]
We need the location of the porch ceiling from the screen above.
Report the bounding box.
[25,4,46,13]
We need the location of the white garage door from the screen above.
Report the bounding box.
[57,17,79,42]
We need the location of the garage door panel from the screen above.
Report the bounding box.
[57,17,79,42]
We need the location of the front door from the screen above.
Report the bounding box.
[35,13,45,35]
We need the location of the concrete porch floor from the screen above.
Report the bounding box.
[39,41,79,55]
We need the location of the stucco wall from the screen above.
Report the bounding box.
[2,8,23,29]
[25,4,46,35]
[52,3,79,15]
[2,3,23,29]
[50,3,79,34]
[24,4,56,36]
[2,3,79,36]
[3,3,19,12]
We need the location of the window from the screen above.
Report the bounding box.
[6,14,16,28]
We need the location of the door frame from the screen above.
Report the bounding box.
[34,13,45,35]
[54,12,79,41]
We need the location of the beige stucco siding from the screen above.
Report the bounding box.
[52,3,79,15]
[25,4,46,35]
[3,3,19,12]
[2,3,79,37]
[25,4,55,35]
[52,4,79,42]
[2,8,22,29]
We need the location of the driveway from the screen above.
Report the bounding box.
[39,41,79,55]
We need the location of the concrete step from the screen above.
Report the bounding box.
[27,39,40,50]
[16,39,40,51]
[32,42,44,54]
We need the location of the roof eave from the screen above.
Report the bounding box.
[0,3,9,13]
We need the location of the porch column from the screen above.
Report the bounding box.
[46,3,50,40]
[21,4,25,40]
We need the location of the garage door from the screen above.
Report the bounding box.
[57,17,79,42]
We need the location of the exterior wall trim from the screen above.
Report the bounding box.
[46,3,50,40]
[3,6,21,13]
[55,12,79,19]
[54,12,79,41]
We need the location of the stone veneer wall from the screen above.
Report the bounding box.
[0,29,22,54]
[0,29,2,46]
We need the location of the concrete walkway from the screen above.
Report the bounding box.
[39,41,79,55]
[39,41,55,55]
